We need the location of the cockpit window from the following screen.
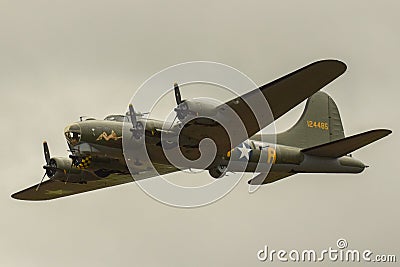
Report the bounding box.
[104,115,128,122]
[64,124,82,146]
[65,131,81,146]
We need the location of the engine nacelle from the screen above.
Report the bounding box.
[186,100,219,116]
[208,164,227,178]
[176,100,219,122]
[46,157,81,181]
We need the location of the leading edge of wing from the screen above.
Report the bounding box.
[223,59,347,138]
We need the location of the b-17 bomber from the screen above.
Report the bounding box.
[12,60,391,201]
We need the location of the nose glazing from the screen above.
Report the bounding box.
[64,124,82,146]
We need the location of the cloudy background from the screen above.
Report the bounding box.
[1,0,399,266]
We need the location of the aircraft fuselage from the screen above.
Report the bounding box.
[59,118,365,183]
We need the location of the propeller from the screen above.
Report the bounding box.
[128,104,145,139]
[36,141,56,191]
[174,82,183,105]
[128,104,138,125]
[43,141,50,165]
[172,82,200,124]
[173,83,190,121]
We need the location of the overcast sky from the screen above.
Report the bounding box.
[1,1,399,266]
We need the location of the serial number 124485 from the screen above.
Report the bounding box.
[306,120,329,130]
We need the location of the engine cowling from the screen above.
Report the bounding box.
[46,157,81,181]
[175,100,219,122]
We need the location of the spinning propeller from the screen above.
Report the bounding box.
[173,82,191,120]
[127,84,194,138]
[36,141,57,191]
[167,82,200,130]
[128,104,146,139]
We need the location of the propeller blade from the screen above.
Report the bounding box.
[128,104,137,125]
[35,172,47,191]
[64,166,71,184]
[174,82,182,105]
[168,113,178,131]
[129,104,145,139]
[43,141,50,165]
[43,165,57,171]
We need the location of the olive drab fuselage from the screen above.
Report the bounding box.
[59,116,365,184]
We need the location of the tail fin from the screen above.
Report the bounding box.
[276,91,344,148]
[302,129,392,158]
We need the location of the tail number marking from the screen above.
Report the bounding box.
[306,120,329,130]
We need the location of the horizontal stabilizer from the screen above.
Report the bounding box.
[301,129,392,158]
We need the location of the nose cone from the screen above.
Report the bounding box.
[64,124,82,146]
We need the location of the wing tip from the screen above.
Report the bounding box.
[381,129,392,135]
[11,188,51,201]
[313,59,347,74]
[11,193,52,201]
[11,192,33,201]
[366,128,392,137]
[10,192,30,201]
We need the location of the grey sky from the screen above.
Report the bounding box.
[0,1,399,266]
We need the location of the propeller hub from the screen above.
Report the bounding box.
[43,158,57,178]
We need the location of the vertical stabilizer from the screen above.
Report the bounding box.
[275,91,345,148]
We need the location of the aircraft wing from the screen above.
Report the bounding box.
[11,165,179,201]
[179,60,347,154]
[11,174,135,201]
